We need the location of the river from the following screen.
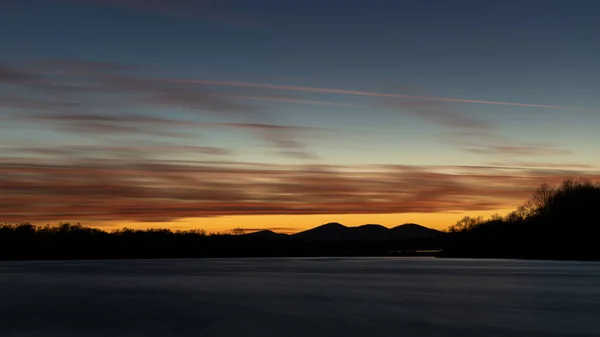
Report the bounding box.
[1,257,599,336]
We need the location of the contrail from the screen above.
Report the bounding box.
[210,93,361,107]
[155,78,597,112]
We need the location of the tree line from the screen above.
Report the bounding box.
[442,178,600,260]
[0,223,440,260]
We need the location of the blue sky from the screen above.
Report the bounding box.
[1,0,599,231]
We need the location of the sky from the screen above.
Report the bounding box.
[1,0,600,233]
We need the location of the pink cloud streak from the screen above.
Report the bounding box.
[2,158,599,223]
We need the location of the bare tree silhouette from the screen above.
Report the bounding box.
[231,228,246,235]
[443,178,600,260]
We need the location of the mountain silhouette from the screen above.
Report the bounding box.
[290,222,441,242]
[390,223,441,239]
[292,222,352,241]
[243,229,287,240]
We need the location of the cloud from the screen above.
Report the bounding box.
[0,144,232,158]
[154,78,599,112]
[213,94,361,108]
[205,123,324,159]
[379,93,572,158]
[138,75,594,155]
[382,100,490,129]
[0,63,33,83]
[0,58,586,162]
[2,157,599,223]
[0,60,336,158]
[7,94,78,107]
[3,59,598,112]
[21,113,321,157]
[0,61,259,116]
[14,112,202,137]
[140,86,258,117]
[32,59,142,73]
[488,162,595,169]
[438,129,573,158]
[466,145,572,156]
[449,131,572,157]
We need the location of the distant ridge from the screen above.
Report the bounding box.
[243,222,442,242]
[390,223,441,239]
[243,229,287,240]
[292,222,351,241]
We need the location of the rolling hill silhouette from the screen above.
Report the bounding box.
[288,222,440,242]
[244,229,287,239]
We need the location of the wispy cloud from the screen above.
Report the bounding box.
[0,60,259,115]
[0,63,33,83]
[135,74,592,156]
[466,145,572,156]
[0,60,335,158]
[154,78,599,112]
[212,93,361,108]
[0,58,585,163]
[206,123,324,159]
[1,157,599,223]
[449,131,572,157]
[382,100,490,129]
[0,144,232,158]
[488,162,595,169]
[14,112,201,137]
[3,57,600,110]
[10,112,322,158]
[378,92,573,156]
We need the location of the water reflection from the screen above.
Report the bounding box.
[1,258,599,337]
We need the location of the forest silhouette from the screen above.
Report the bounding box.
[0,222,441,260]
[441,178,600,260]
[1,178,599,261]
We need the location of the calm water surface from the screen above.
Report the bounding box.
[1,257,599,337]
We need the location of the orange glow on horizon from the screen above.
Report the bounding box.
[95,208,517,234]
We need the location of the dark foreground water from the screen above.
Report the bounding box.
[1,258,600,337]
